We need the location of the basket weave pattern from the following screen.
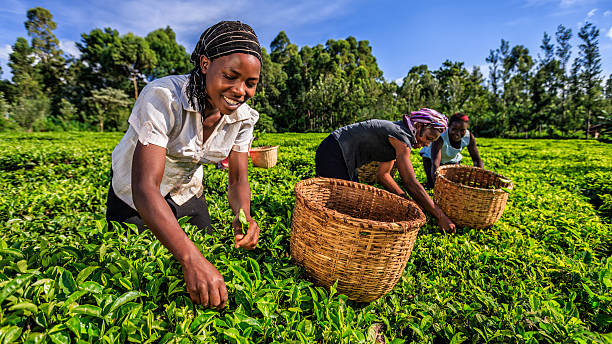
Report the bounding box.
[290,177,426,302]
[249,145,279,168]
[434,165,513,229]
[358,161,398,183]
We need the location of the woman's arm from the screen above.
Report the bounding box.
[227,149,260,250]
[388,137,456,233]
[376,160,406,197]
[467,133,483,168]
[132,142,228,309]
[429,138,443,185]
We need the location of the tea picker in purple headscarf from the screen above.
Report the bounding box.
[315,108,456,233]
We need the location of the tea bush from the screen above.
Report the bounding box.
[0,132,610,343]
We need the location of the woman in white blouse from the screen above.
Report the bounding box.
[106,21,262,309]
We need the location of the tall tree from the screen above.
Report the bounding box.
[504,45,534,135]
[85,87,131,132]
[145,26,191,79]
[576,22,603,138]
[120,33,157,98]
[8,37,41,98]
[555,24,573,133]
[25,7,66,116]
[531,31,560,135]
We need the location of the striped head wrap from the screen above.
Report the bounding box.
[403,108,448,133]
[187,21,262,114]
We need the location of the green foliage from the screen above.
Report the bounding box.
[85,88,131,132]
[10,96,50,131]
[2,6,611,136]
[0,133,610,343]
[145,26,191,79]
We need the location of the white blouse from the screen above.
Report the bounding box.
[111,74,259,209]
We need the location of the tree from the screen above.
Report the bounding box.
[8,37,41,98]
[25,7,60,63]
[555,25,573,132]
[145,26,191,79]
[12,96,50,131]
[25,7,66,116]
[85,87,131,132]
[503,45,534,135]
[270,31,298,65]
[120,33,157,98]
[576,22,603,138]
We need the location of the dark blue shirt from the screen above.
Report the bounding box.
[331,119,416,180]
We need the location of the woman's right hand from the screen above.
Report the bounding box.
[181,248,228,309]
[438,214,456,234]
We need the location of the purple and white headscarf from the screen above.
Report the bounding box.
[403,108,448,133]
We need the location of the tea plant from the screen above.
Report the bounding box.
[0,132,610,343]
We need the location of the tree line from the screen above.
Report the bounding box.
[1,7,610,138]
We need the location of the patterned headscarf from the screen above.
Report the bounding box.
[187,21,262,114]
[403,108,448,133]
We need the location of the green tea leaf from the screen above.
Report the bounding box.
[9,301,38,313]
[239,208,248,226]
[109,291,143,313]
[2,326,22,344]
[0,274,33,304]
[76,266,99,283]
[59,271,77,295]
[70,305,102,318]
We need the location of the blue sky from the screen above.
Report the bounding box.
[0,0,611,84]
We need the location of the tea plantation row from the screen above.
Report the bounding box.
[0,132,610,343]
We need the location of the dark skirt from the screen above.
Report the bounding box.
[106,172,212,234]
[315,135,358,182]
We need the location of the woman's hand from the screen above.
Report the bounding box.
[438,214,456,234]
[232,214,260,249]
[181,248,228,309]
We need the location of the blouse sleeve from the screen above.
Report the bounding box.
[127,84,178,148]
[232,108,260,152]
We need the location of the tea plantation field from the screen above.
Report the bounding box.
[0,132,610,343]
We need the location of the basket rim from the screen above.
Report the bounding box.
[250,145,279,152]
[294,177,426,231]
[435,165,514,194]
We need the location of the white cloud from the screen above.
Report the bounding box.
[394,77,404,86]
[50,0,353,52]
[474,64,490,79]
[0,44,12,60]
[60,40,80,58]
[604,10,612,16]
[560,0,590,8]
[522,0,555,7]
[586,8,597,17]
[0,44,12,80]
[607,27,612,39]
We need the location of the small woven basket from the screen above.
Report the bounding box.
[434,165,513,229]
[290,177,426,302]
[358,161,398,183]
[249,145,279,168]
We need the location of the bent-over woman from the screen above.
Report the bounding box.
[315,108,456,233]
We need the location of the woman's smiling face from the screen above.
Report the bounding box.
[201,53,261,115]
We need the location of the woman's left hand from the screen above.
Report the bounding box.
[232,215,260,249]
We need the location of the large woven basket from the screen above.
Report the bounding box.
[434,165,513,229]
[358,161,398,183]
[290,177,426,302]
[249,145,278,168]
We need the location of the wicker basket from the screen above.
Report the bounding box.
[358,161,398,183]
[434,165,513,229]
[249,145,279,168]
[290,177,426,302]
